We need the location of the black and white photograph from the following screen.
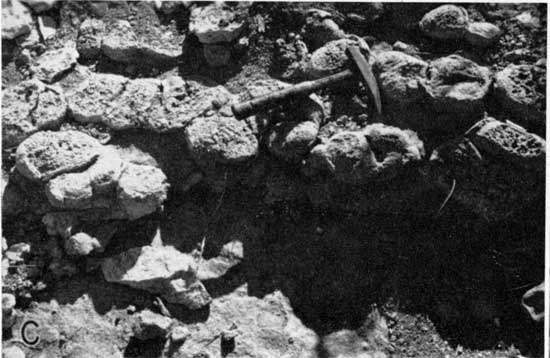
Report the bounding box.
[0,1,547,357]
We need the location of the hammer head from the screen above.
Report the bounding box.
[346,45,382,115]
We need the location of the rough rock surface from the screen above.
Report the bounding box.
[419,5,470,40]
[76,18,105,59]
[493,64,545,129]
[2,79,67,147]
[465,22,501,47]
[2,0,33,40]
[197,240,244,281]
[67,73,234,132]
[15,130,101,182]
[307,37,370,78]
[172,285,319,358]
[185,115,259,165]
[30,43,79,83]
[189,3,248,44]
[267,120,320,162]
[301,8,346,50]
[133,309,172,340]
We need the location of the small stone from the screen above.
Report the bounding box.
[515,11,540,28]
[419,5,469,40]
[2,0,33,40]
[308,37,370,78]
[2,346,25,358]
[189,3,247,44]
[30,42,79,83]
[392,41,420,56]
[15,130,101,182]
[465,22,501,47]
[203,43,231,67]
[522,282,544,323]
[76,18,105,59]
[170,326,191,343]
[134,309,172,340]
[2,293,17,328]
[5,242,31,263]
[64,232,101,256]
[164,278,212,310]
[267,120,320,162]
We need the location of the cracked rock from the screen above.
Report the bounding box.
[189,3,248,44]
[30,42,79,83]
[134,309,172,340]
[185,115,259,165]
[493,64,545,130]
[419,5,469,41]
[2,79,67,148]
[2,0,33,40]
[307,37,370,78]
[15,130,102,182]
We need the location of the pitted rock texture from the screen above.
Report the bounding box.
[430,117,545,221]
[422,55,492,115]
[15,130,102,182]
[67,73,234,132]
[76,18,105,59]
[493,64,545,129]
[307,37,370,78]
[273,35,310,80]
[373,51,429,105]
[419,5,469,40]
[184,115,259,165]
[172,285,319,358]
[30,42,79,83]
[2,0,32,40]
[189,3,248,44]
[2,79,67,147]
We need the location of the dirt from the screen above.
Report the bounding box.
[2,2,546,358]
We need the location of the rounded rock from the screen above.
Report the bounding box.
[308,37,370,78]
[267,120,320,162]
[64,232,101,256]
[419,5,469,40]
[465,22,501,47]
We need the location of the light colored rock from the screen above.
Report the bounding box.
[2,79,67,147]
[421,55,491,114]
[522,282,544,323]
[15,130,101,182]
[185,115,259,165]
[37,15,56,40]
[197,240,243,281]
[373,51,428,105]
[30,42,79,83]
[134,309,172,340]
[164,278,212,309]
[170,326,191,343]
[2,293,17,329]
[308,37,370,78]
[101,245,197,293]
[419,5,469,40]
[173,286,319,358]
[465,22,501,47]
[203,43,231,67]
[189,3,247,44]
[116,163,169,220]
[20,0,57,12]
[76,18,105,59]
[2,0,33,40]
[493,64,544,126]
[515,11,540,28]
[5,242,30,263]
[15,26,39,48]
[64,232,101,256]
[2,346,25,358]
[101,20,138,63]
[267,120,320,162]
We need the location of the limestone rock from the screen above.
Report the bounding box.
[522,282,544,323]
[493,64,545,128]
[101,245,197,293]
[465,22,501,47]
[116,163,169,220]
[173,286,319,358]
[267,120,320,162]
[373,51,429,105]
[2,79,67,147]
[185,116,259,165]
[133,309,172,340]
[30,43,79,83]
[422,55,491,115]
[189,3,248,44]
[419,5,469,40]
[15,130,102,182]
[76,18,105,59]
[164,278,212,309]
[203,43,231,67]
[2,0,33,40]
[20,0,57,12]
[308,37,370,78]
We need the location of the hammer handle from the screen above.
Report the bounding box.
[232,69,354,119]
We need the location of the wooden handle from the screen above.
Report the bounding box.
[232,69,354,119]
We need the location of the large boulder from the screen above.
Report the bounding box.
[2,79,67,147]
[419,5,469,40]
[2,0,33,40]
[307,37,370,79]
[30,43,79,83]
[15,130,102,182]
[189,3,248,44]
[184,115,259,166]
[493,64,545,131]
